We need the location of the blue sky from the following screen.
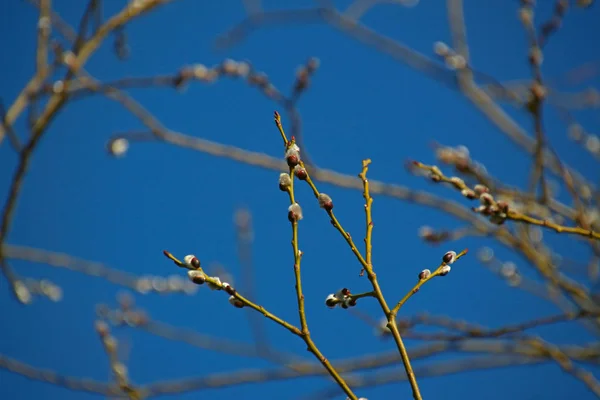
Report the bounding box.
[1,1,600,399]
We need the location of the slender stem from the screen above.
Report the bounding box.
[163,251,302,336]
[358,160,422,400]
[390,249,468,316]
[274,113,358,399]
[361,159,374,275]
[300,154,423,399]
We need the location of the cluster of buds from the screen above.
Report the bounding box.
[186,269,245,308]
[219,59,250,77]
[418,250,460,280]
[434,144,472,172]
[293,57,320,93]
[182,60,251,85]
[439,250,457,275]
[432,41,466,70]
[500,261,522,287]
[164,251,246,309]
[434,144,489,178]
[472,190,509,225]
[99,305,150,328]
[325,288,357,309]
[134,274,198,295]
[177,61,278,98]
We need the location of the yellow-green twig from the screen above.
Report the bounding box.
[391,249,468,316]
[163,250,303,336]
[274,114,358,399]
[295,150,423,399]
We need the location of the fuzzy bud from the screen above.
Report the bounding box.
[325,294,337,308]
[439,265,451,276]
[449,176,464,188]
[433,41,450,56]
[95,320,110,337]
[496,201,509,213]
[279,173,292,191]
[419,269,431,280]
[473,184,489,195]
[418,225,434,238]
[343,297,356,308]
[288,203,303,222]
[221,59,238,75]
[285,145,301,167]
[442,251,457,265]
[430,173,442,182]
[294,165,308,180]
[228,295,245,308]
[187,270,206,285]
[222,282,236,295]
[479,192,494,206]
[183,255,201,269]
[107,137,129,157]
[207,277,222,291]
[318,193,334,211]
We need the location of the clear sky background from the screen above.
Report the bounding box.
[1,1,600,399]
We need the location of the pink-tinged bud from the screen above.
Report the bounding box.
[294,165,308,180]
[279,173,292,191]
[325,294,337,308]
[439,265,451,276]
[228,295,245,308]
[419,269,431,280]
[285,145,301,167]
[318,193,333,211]
[288,203,303,222]
[442,251,457,264]
[286,153,299,167]
[187,270,206,285]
